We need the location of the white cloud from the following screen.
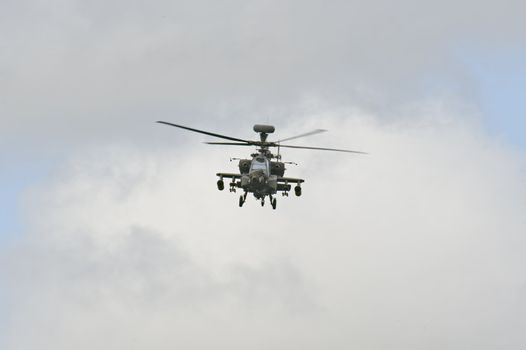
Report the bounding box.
[2,110,525,349]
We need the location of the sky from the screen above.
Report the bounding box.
[1,1,526,349]
[463,50,526,149]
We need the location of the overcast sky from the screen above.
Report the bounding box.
[1,1,526,349]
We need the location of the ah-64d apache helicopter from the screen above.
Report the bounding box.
[157,121,366,209]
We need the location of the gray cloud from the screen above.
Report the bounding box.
[2,0,526,152]
[2,1,526,348]
[2,113,526,349]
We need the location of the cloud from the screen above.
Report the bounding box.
[2,110,525,349]
[2,1,526,348]
[2,0,526,151]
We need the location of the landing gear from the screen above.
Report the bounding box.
[261,198,265,207]
[217,179,224,191]
[271,197,277,210]
[239,192,248,207]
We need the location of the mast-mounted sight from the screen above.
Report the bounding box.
[253,124,275,134]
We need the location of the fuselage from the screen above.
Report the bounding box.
[240,156,278,198]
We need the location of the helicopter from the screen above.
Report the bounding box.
[157,121,366,209]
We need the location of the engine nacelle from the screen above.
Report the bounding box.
[238,159,251,174]
[270,161,285,177]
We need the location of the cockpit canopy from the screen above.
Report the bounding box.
[250,157,270,175]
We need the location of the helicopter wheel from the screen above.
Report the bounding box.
[271,198,277,210]
[261,199,265,207]
[239,195,244,207]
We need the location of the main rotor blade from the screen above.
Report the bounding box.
[205,142,255,146]
[277,129,328,142]
[157,121,250,143]
[279,144,368,154]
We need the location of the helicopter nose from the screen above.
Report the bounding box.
[248,171,265,185]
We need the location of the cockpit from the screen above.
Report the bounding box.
[250,157,270,176]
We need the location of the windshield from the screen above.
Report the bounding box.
[250,157,269,175]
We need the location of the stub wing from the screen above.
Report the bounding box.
[216,172,242,179]
[277,177,304,184]
[217,173,303,183]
